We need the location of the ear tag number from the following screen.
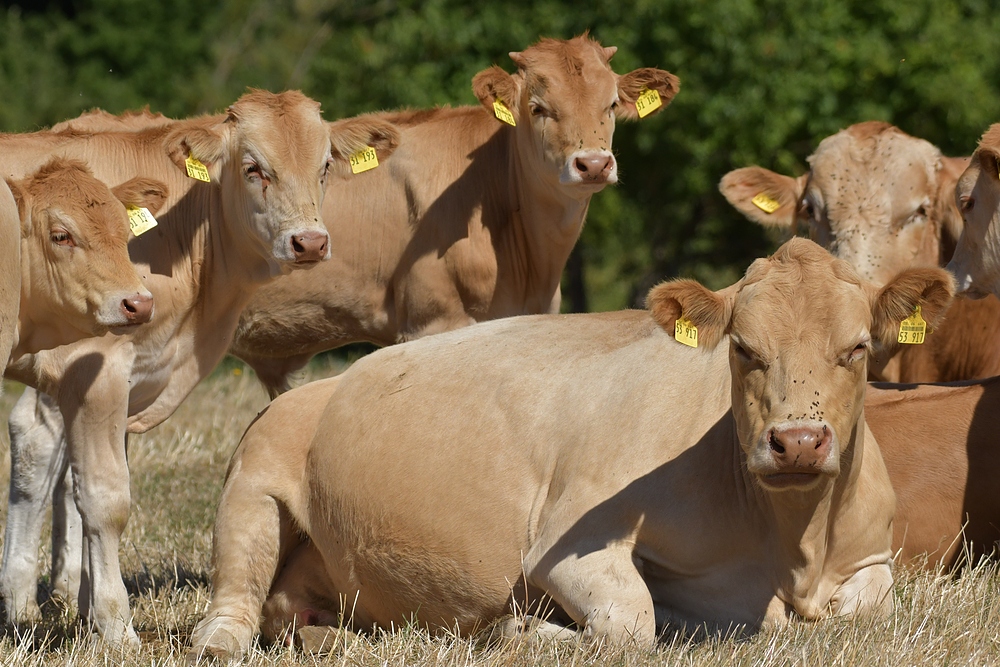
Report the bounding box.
[185,155,211,182]
[635,88,662,118]
[897,305,926,345]
[674,316,698,348]
[493,100,516,126]
[126,206,158,237]
[349,146,379,174]
[751,192,781,213]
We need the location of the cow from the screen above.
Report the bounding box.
[189,238,954,659]
[7,158,161,362]
[865,377,1000,570]
[0,91,401,645]
[223,34,680,397]
[718,121,1000,384]
[948,124,1000,299]
[49,107,173,133]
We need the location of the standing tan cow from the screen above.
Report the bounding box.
[190,238,954,659]
[719,121,1000,383]
[0,91,401,645]
[948,124,1000,299]
[226,35,679,396]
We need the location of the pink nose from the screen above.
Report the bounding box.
[120,293,153,325]
[291,231,329,263]
[768,425,831,469]
[574,154,614,180]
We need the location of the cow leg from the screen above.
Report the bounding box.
[524,542,655,646]
[60,358,137,646]
[190,459,298,660]
[51,458,84,605]
[0,388,66,626]
[829,561,894,618]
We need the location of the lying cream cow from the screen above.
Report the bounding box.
[191,238,953,658]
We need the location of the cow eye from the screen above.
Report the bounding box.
[51,229,75,247]
[960,195,975,213]
[847,342,867,364]
[243,162,262,180]
[800,200,816,220]
[530,103,547,117]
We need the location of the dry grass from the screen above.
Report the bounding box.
[0,359,998,665]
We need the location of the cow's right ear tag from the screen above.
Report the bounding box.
[751,192,781,214]
[127,206,158,237]
[185,155,211,182]
[635,88,662,118]
[897,305,926,345]
[493,100,516,127]
[674,315,698,348]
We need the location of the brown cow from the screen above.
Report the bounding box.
[226,34,680,396]
[0,91,400,645]
[719,121,1000,383]
[866,378,1000,570]
[189,238,954,659]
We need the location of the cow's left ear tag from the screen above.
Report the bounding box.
[674,315,698,348]
[635,88,662,118]
[126,206,158,237]
[185,155,211,182]
[349,146,379,174]
[751,192,781,214]
[493,100,516,127]
[897,305,926,345]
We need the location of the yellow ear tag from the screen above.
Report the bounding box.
[635,88,662,118]
[751,192,782,214]
[493,100,516,126]
[897,305,927,345]
[674,315,698,348]
[126,206,158,237]
[349,146,379,174]
[185,155,211,182]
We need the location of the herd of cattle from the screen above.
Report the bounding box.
[0,32,999,659]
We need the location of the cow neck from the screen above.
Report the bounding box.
[735,415,873,616]
[504,128,591,309]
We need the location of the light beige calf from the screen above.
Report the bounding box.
[719,121,1000,383]
[191,238,953,659]
[949,124,1000,298]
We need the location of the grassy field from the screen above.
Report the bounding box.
[0,360,997,665]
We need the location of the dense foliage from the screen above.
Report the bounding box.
[3,0,999,310]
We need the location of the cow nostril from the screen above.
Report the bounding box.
[292,237,305,254]
[122,299,137,314]
[768,431,785,454]
[574,158,588,174]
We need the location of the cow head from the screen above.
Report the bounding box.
[472,34,679,197]
[719,122,969,287]
[165,90,400,276]
[8,159,164,351]
[947,125,1000,299]
[648,237,953,492]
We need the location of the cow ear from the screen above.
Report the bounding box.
[111,177,170,216]
[977,145,1000,185]
[5,178,29,234]
[870,267,955,349]
[616,68,679,121]
[719,167,807,232]
[327,116,402,178]
[935,156,971,264]
[646,278,734,350]
[163,118,227,181]
[471,65,521,123]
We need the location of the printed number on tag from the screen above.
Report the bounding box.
[674,316,698,348]
[897,305,927,345]
[751,192,781,214]
[185,155,211,182]
[493,100,516,126]
[126,206,158,237]
[635,89,662,118]
[349,146,379,174]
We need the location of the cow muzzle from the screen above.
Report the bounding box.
[561,150,617,187]
[273,228,332,266]
[753,422,835,490]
